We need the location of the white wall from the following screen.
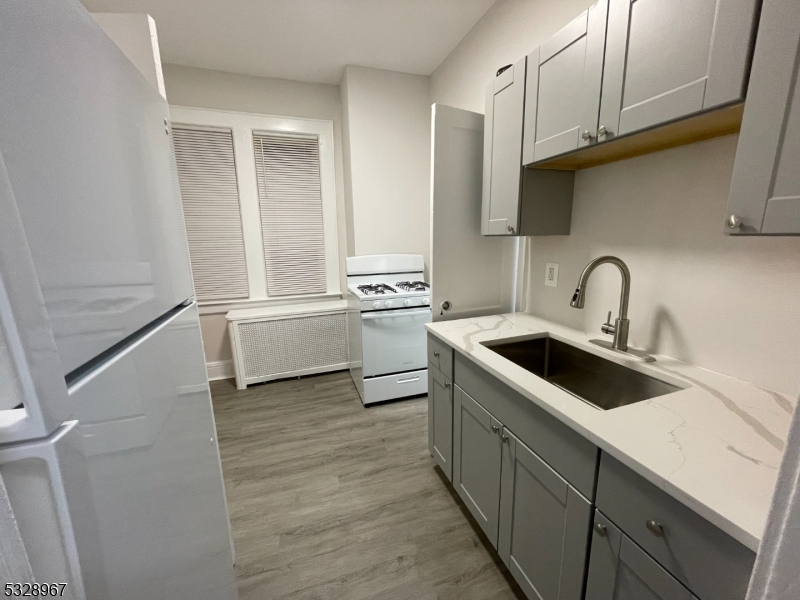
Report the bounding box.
[92,13,166,100]
[430,0,800,396]
[163,64,348,368]
[431,0,595,114]
[340,66,432,272]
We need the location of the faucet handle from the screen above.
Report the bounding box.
[601,311,616,336]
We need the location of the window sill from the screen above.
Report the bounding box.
[198,293,343,316]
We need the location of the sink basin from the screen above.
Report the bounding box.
[482,335,681,410]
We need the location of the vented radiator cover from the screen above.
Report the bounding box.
[227,305,349,389]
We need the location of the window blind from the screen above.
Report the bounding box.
[172,126,249,302]
[253,133,326,297]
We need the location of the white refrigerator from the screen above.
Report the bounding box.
[0,1,237,598]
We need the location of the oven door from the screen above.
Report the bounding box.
[360,308,431,378]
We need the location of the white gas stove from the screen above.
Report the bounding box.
[346,254,431,405]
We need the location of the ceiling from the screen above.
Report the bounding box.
[80,0,498,84]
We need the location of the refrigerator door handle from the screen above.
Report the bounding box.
[0,421,86,599]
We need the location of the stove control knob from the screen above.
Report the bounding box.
[385,300,394,308]
[404,299,412,307]
[372,301,383,309]
[422,297,430,305]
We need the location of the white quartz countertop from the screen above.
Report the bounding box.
[425,313,795,552]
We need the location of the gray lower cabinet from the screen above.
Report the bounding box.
[498,428,592,600]
[586,512,697,600]
[599,0,758,140]
[453,384,593,599]
[725,0,800,235]
[453,385,503,546]
[595,454,755,600]
[428,363,453,481]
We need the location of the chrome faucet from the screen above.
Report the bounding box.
[570,256,653,361]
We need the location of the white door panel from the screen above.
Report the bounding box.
[431,105,516,322]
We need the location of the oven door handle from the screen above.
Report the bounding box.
[361,309,431,320]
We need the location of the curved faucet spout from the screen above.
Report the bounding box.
[570,256,631,351]
[570,256,630,318]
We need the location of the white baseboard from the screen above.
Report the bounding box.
[206,360,235,381]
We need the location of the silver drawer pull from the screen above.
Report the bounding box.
[491,425,499,433]
[396,376,420,384]
[444,382,450,389]
[501,434,509,443]
[646,520,664,537]
[433,351,440,358]
[595,523,607,537]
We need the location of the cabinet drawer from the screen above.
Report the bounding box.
[427,334,453,379]
[454,352,598,498]
[596,454,755,600]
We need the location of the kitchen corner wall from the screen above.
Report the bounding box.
[340,66,432,274]
[431,0,800,396]
[162,64,349,369]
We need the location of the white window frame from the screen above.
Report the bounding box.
[169,106,341,314]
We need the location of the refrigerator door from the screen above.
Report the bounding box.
[0,0,194,375]
[0,422,87,599]
[0,304,237,599]
[67,303,236,600]
[0,151,73,444]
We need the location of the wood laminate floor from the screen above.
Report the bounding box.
[210,371,524,600]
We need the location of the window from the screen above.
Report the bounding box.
[169,106,340,312]
[253,133,326,296]
[172,126,249,302]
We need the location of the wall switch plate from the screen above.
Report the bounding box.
[545,263,559,287]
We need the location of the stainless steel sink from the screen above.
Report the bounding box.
[482,335,681,410]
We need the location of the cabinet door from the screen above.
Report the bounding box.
[599,0,758,139]
[453,385,503,546]
[482,58,526,235]
[498,429,592,600]
[428,364,453,481]
[726,0,800,235]
[586,512,697,600]
[523,1,608,164]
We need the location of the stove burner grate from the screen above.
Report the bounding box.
[395,281,430,292]
[357,283,397,295]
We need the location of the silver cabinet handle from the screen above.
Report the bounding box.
[491,425,499,433]
[433,351,439,358]
[501,434,509,443]
[582,130,594,141]
[507,225,515,234]
[595,523,608,537]
[597,125,608,137]
[646,520,664,537]
[444,381,450,389]
[727,214,742,229]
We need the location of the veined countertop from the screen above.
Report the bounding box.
[425,312,795,552]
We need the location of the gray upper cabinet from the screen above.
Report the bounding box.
[598,0,759,140]
[726,0,800,235]
[453,385,503,546]
[586,512,697,600]
[428,364,454,482]
[523,0,608,163]
[482,58,526,235]
[498,428,592,600]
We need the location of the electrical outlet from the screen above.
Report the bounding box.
[545,263,559,287]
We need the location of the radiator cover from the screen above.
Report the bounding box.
[228,306,349,389]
